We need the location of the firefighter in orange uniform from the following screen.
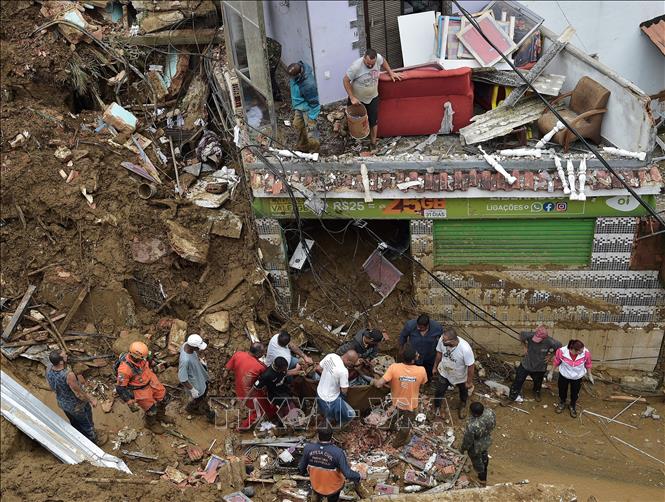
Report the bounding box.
[115,341,171,433]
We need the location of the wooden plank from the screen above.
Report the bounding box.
[117,29,223,47]
[2,285,37,341]
[58,285,89,335]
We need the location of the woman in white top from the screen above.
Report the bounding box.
[551,339,593,418]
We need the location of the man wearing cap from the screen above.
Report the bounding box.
[508,326,562,402]
[179,334,215,423]
[336,328,384,385]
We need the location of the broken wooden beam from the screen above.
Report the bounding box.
[501,26,576,107]
[2,285,37,341]
[58,285,89,335]
[608,395,647,403]
[116,29,223,47]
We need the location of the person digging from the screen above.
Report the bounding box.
[116,341,172,434]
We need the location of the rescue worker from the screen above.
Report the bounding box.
[299,427,363,502]
[399,314,443,381]
[459,402,496,487]
[371,344,427,447]
[46,350,106,446]
[508,325,562,402]
[433,327,475,419]
[343,47,401,150]
[287,61,321,152]
[336,328,384,385]
[251,356,293,421]
[316,350,358,427]
[115,341,171,434]
[225,342,268,429]
[179,334,215,423]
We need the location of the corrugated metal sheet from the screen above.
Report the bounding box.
[433,219,595,266]
[640,15,665,56]
[0,370,132,474]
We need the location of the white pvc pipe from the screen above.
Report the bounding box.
[577,157,587,201]
[498,148,542,158]
[536,121,565,149]
[602,147,646,161]
[566,159,578,200]
[553,152,570,194]
[479,146,516,184]
[268,147,319,161]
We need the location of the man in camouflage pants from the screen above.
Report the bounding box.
[459,402,496,486]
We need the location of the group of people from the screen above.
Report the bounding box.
[46,333,217,441]
[283,45,401,153]
[46,312,594,490]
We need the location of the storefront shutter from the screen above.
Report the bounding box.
[433,219,595,266]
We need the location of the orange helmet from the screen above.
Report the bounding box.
[128,341,149,360]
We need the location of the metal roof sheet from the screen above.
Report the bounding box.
[1,370,131,474]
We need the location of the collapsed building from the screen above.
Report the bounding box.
[219,0,665,371]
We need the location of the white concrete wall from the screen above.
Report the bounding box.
[521,1,665,95]
[263,0,313,67]
[307,0,361,105]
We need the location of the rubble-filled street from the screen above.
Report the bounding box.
[1,2,664,502]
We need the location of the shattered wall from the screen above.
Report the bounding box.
[410,219,665,371]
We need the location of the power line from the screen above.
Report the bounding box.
[451,0,664,228]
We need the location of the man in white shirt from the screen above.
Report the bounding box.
[265,330,313,376]
[316,350,359,427]
[433,327,475,419]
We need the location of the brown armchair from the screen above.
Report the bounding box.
[537,76,610,152]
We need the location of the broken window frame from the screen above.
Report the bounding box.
[221,0,276,139]
[480,1,544,49]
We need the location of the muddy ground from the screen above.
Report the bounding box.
[1,3,664,502]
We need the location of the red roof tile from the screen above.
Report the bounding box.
[250,166,662,196]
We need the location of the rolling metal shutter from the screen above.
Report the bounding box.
[365,1,403,68]
[433,219,595,266]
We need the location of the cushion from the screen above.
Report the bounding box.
[377,67,474,137]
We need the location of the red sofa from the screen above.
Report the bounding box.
[377,67,473,137]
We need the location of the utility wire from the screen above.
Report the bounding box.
[451,0,665,228]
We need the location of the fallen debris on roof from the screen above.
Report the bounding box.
[460,96,564,145]
[1,370,131,474]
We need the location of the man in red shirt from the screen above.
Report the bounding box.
[225,342,274,429]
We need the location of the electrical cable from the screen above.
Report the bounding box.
[451,0,665,228]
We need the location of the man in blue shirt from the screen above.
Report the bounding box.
[287,61,320,153]
[398,314,443,381]
[299,427,362,502]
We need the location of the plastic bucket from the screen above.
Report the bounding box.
[346,103,369,139]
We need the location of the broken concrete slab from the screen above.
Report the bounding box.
[202,311,230,333]
[620,375,659,392]
[165,220,209,263]
[103,102,137,134]
[168,319,187,355]
[147,70,168,101]
[138,10,184,34]
[209,210,243,239]
[181,74,208,130]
